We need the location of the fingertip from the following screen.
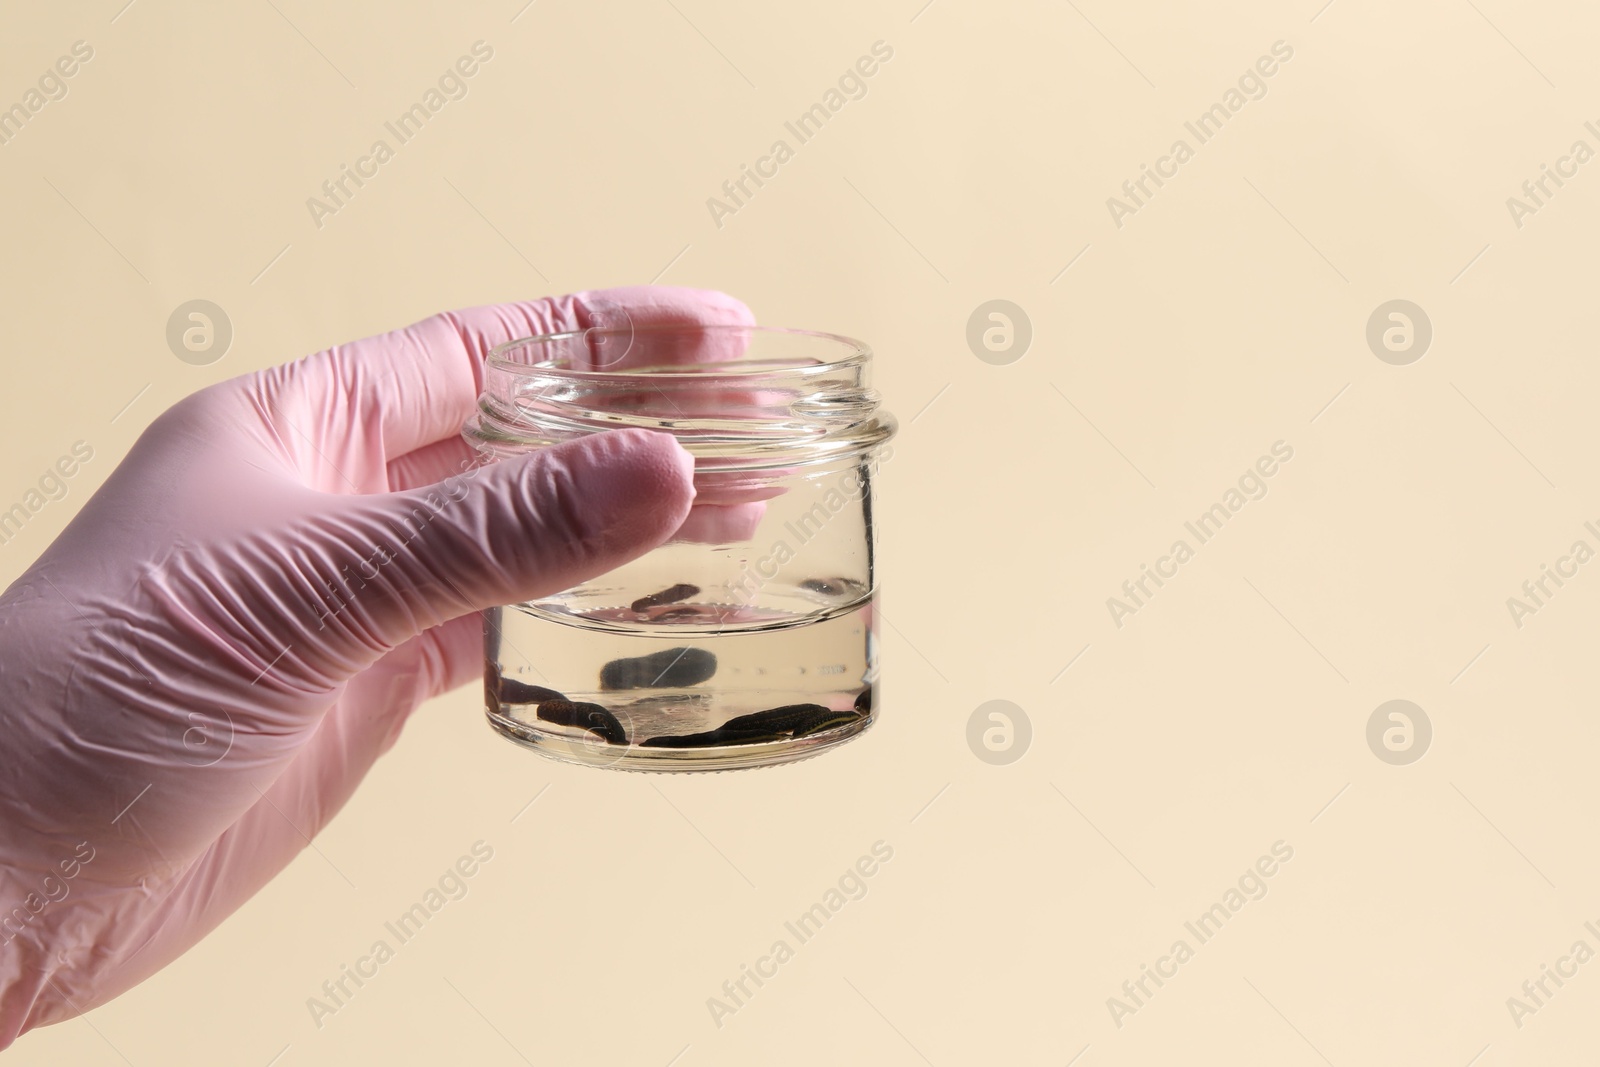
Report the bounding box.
[673,286,757,326]
[565,428,697,544]
[577,286,756,327]
[613,425,697,493]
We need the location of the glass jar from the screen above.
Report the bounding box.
[462,323,896,771]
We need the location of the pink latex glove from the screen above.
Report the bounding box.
[0,286,754,1046]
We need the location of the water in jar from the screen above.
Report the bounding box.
[485,579,877,771]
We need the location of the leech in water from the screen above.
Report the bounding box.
[718,703,834,734]
[535,699,628,745]
[630,583,700,613]
[600,647,718,690]
[800,577,867,598]
[498,677,567,705]
[640,703,864,748]
[792,709,863,737]
[640,727,789,748]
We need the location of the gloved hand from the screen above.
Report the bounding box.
[0,285,753,1046]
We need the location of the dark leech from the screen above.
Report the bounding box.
[642,704,864,748]
[719,703,832,734]
[800,577,867,598]
[854,686,874,714]
[793,708,864,737]
[498,677,568,705]
[639,727,782,748]
[536,699,628,745]
[800,577,845,597]
[630,583,700,613]
[600,647,717,690]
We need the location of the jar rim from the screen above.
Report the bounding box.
[486,324,872,380]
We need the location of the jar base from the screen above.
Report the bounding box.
[484,708,874,772]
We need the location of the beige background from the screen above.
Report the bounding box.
[2,0,1595,1062]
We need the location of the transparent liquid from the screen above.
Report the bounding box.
[485,596,877,771]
